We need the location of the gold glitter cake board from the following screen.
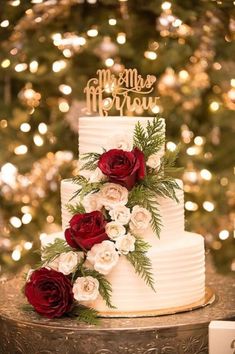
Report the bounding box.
[99,286,215,318]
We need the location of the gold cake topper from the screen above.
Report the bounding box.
[84,68,158,116]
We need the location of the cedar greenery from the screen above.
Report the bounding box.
[36,239,73,267]
[80,152,101,171]
[126,238,155,292]
[70,304,100,325]
[65,202,86,215]
[128,185,162,238]
[71,175,104,200]
[133,117,165,158]
[76,267,116,309]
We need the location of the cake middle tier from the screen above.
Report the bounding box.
[61,178,184,243]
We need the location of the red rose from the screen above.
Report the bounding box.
[25,268,73,319]
[65,210,108,250]
[98,147,146,190]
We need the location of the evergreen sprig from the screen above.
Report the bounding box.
[70,304,100,325]
[133,117,165,158]
[126,238,155,292]
[73,266,115,309]
[65,202,85,215]
[159,144,182,175]
[71,175,104,200]
[128,185,162,238]
[80,152,101,171]
[37,239,73,267]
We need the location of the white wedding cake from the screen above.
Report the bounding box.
[42,116,205,315]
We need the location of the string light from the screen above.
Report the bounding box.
[144,51,157,60]
[194,136,204,145]
[185,201,198,211]
[20,123,31,132]
[219,230,229,240]
[173,19,182,27]
[29,60,38,73]
[231,79,235,88]
[59,99,70,112]
[87,28,98,37]
[14,144,28,155]
[166,141,176,151]
[203,201,215,212]
[109,18,117,26]
[105,58,114,67]
[1,59,11,68]
[117,33,126,44]
[22,213,32,224]
[186,146,201,156]
[0,163,17,187]
[38,123,48,134]
[0,20,9,28]
[10,0,20,5]
[24,241,33,250]
[63,49,72,58]
[47,215,54,223]
[210,101,219,111]
[161,1,172,10]
[15,63,27,72]
[10,217,22,228]
[33,134,44,146]
[184,171,198,183]
[12,249,21,261]
[200,169,212,180]
[52,60,67,72]
[0,119,8,128]
[59,84,72,95]
[151,105,161,114]
[179,70,189,81]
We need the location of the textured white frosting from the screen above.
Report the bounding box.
[79,116,165,156]
[47,115,205,314]
[45,230,205,312]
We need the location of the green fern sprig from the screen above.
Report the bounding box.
[133,117,165,158]
[70,304,100,325]
[126,238,155,291]
[80,152,101,171]
[70,175,104,200]
[65,202,85,215]
[36,239,74,268]
[128,185,162,238]
[73,266,115,309]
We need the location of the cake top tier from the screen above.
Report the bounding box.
[78,116,165,156]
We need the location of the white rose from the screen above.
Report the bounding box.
[87,240,119,275]
[73,276,99,302]
[109,205,131,225]
[58,251,83,275]
[105,133,133,151]
[47,256,60,271]
[115,233,136,255]
[105,221,126,240]
[146,153,162,170]
[82,192,103,213]
[100,183,128,210]
[89,167,106,183]
[130,205,151,230]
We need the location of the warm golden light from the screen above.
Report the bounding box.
[210,101,219,111]
[15,63,27,72]
[14,145,28,155]
[33,134,44,146]
[59,99,70,112]
[29,60,38,73]
[144,51,157,60]
[105,58,114,67]
[109,18,117,26]
[1,59,11,68]
[161,1,171,10]
[10,217,22,228]
[87,28,98,37]
[200,169,212,181]
[0,20,9,28]
[38,123,48,134]
[52,60,67,72]
[219,230,229,240]
[20,123,31,132]
[117,33,126,44]
[59,84,72,95]
[203,201,215,212]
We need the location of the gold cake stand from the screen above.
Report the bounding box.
[0,261,234,354]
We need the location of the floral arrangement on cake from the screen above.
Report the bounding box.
[24,117,181,324]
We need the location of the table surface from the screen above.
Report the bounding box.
[0,262,234,332]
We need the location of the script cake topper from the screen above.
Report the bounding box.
[84,68,158,116]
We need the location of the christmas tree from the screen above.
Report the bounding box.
[0,0,234,274]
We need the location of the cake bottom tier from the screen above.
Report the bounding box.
[93,231,205,314]
[43,231,205,315]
